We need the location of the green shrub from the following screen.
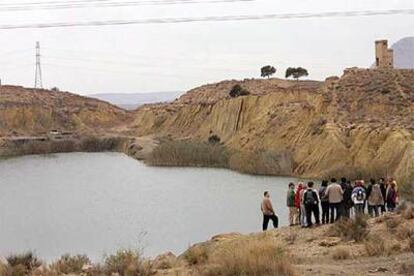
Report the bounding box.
[229,84,250,98]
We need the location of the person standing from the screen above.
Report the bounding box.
[351,180,366,216]
[261,191,279,231]
[379,178,387,214]
[318,180,330,224]
[325,178,344,223]
[286,183,298,226]
[341,178,353,218]
[303,181,320,227]
[386,182,398,212]
[295,183,306,227]
[367,179,384,217]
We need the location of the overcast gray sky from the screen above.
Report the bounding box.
[0,0,413,95]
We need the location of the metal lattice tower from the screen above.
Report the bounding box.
[34,41,43,89]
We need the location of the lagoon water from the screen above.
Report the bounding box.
[0,152,301,261]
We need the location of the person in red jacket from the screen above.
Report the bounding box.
[295,183,304,226]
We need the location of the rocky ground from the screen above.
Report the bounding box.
[152,205,414,276]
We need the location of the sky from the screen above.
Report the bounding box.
[0,0,413,95]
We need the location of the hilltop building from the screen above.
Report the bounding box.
[375,40,394,69]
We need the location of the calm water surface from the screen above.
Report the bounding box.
[0,152,301,261]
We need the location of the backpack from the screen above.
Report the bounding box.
[356,189,364,201]
[304,190,317,205]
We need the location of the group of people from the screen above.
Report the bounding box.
[261,177,399,230]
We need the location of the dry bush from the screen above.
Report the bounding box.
[364,235,387,257]
[410,235,414,254]
[328,216,369,242]
[396,225,414,240]
[285,232,297,245]
[103,249,152,276]
[399,177,414,203]
[385,217,402,233]
[80,136,125,152]
[49,254,90,274]
[228,150,292,176]
[399,262,414,275]
[6,252,42,274]
[331,247,351,260]
[202,240,296,276]
[184,245,209,266]
[147,139,229,168]
[403,206,414,220]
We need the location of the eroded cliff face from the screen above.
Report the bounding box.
[131,69,414,182]
[0,85,132,136]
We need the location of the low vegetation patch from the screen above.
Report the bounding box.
[229,84,250,98]
[331,247,351,260]
[146,139,229,167]
[49,254,90,274]
[184,245,209,266]
[328,216,369,242]
[202,240,296,276]
[385,217,403,233]
[403,206,414,220]
[103,249,152,276]
[364,235,387,257]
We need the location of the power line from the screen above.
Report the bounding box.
[0,9,413,30]
[0,0,254,11]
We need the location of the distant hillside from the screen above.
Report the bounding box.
[89,91,183,110]
[0,85,131,137]
[392,37,414,69]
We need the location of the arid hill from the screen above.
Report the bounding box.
[0,85,132,137]
[131,69,414,185]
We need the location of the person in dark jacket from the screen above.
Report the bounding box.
[318,180,330,224]
[341,178,353,218]
[386,182,398,212]
[303,181,320,227]
[379,178,387,214]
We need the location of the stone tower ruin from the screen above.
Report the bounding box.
[375,40,394,69]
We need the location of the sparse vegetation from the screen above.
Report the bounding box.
[208,134,221,145]
[385,216,402,233]
[103,249,152,276]
[146,139,229,168]
[328,216,369,242]
[331,247,351,260]
[229,84,250,98]
[49,254,90,274]
[403,206,414,220]
[202,240,296,276]
[364,235,387,257]
[396,225,414,240]
[184,245,209,266]
[5,252,42,275]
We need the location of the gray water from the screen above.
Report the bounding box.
[0,152,300,261]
